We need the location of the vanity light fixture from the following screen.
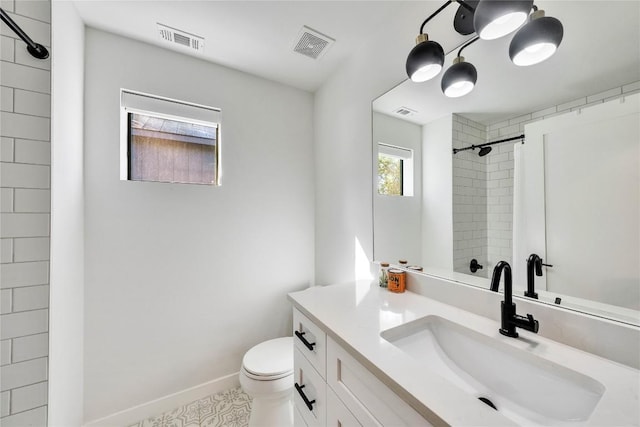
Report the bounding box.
[406,0,563,96]
[509,6,564,66]
[441,37,479,97]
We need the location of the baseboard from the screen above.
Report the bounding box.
[84,372,240,427]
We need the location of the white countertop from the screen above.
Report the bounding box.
[288,281,640,426]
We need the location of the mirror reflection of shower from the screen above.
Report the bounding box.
[478,146,491,156]
[452,134,524,157]
[451,121,524,278]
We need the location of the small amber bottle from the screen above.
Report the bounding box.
[387,269,406,293]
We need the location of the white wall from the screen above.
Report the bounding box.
[83,29,314,421]
[422,115,453,270]
[49,2,85,426]
[372,112,422,265]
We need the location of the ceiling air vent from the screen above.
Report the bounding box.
[293,26,335,60]
[157,23,204,54]
[394,107,418,117]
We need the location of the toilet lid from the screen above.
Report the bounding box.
[242,337,293,377]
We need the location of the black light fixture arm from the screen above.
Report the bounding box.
[453,134,524,155]
[419,1,454,34]
[419,1,476,34]
[457,36,480,57]
[456,0,476,13]
[0,8,49,59]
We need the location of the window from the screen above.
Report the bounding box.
[377,143,414,196]
[378,153,403,195]
[120,89,221,185]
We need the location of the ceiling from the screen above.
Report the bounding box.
[72,0,409,92]
[373,0,640,125]
[71,1,640,113]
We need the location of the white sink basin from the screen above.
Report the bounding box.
[381,315,605,425]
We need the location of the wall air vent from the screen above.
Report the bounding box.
[157,23,204,54]
[394,107,418,117]
[292,26,335,60]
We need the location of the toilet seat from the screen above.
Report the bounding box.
[241,365,293,381]
[242,337,293,381]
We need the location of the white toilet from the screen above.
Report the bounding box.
[239,336,294,427]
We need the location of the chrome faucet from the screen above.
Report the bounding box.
[526,254,552,299]
[491,261,539,338]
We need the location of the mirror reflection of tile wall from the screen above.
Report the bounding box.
[452,114,518,279]
[452,115,489,277]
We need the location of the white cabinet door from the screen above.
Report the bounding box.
[327,387,363,427]
[294,405,308,427]
[327,337,431,426]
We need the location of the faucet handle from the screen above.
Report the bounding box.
[535,258,553,276]
[527,314,540,333]
[470,258,483,273]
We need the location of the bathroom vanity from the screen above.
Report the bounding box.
[288,280,639,426]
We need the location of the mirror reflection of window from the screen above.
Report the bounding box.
[378,153,402,195]
[377,143,414,197]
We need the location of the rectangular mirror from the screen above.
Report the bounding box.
[372,0,640,325]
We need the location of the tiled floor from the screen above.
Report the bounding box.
[128,387,252,427]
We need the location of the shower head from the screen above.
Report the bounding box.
[478,146,492,157]
[452,134,524,157]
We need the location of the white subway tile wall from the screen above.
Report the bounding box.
[1,36,15,62]
[452,81,639,278]
[0,140,13,164]
[1,391,9,417]
[452,114,488,278]
[0,1,51,425]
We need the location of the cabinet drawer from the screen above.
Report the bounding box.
[327,337,432,426]
[327,387,362,427]
[293,308,327,378]
[294,347,326,427]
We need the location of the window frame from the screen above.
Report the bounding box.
[377,142,414,197]
[119,89,221,186]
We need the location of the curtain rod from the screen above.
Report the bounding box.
[0,8,49,59]
[452,134,524,155]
